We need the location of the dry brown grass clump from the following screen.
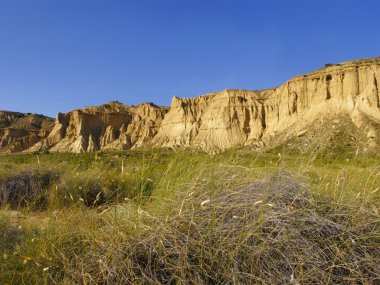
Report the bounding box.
[0,170,58,210]
[59,172,380,284]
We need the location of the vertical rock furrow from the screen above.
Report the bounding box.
[0,56,374,153]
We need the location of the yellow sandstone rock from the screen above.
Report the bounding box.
[152,57,380,151]
[0,111,53,153]
[27,101,168,153]
[2,56,379,153]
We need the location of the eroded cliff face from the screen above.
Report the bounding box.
[0,112,54,153]
[5,56,380,153]
[151,89,269,149]
[152,57,380,151]
[0,111,25,128]
[28,101,169,153]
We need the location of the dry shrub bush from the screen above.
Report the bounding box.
[57,172,380,284]
[0,170,58,210]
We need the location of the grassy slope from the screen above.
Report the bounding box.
[0,149,379,284]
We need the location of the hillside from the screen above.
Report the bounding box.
[1,56,379,154]
[0,112,54,153]
[28,101,169,153]
[152,57,380,152]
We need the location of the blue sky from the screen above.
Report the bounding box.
[1,0,379,116]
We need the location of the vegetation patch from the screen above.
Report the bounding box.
[0,170,58,210]
[67,172,378,284]
[0,150,378,284]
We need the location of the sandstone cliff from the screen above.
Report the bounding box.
[0,111,25,128]
[28,101,169,153]
[0,112,54,153]
[152,57,380,152]
[4,56,380,154]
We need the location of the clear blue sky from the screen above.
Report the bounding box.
[1,0,379,117]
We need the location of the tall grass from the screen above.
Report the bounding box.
[0,149,379,284]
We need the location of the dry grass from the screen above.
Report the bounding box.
[0,150,379,284]
[51,172,379,284]
[0,170,58,210]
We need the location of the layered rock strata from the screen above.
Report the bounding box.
[2,56,379,153]
[28,101,169,153]
[152,57,380,151]
[0,112,54,153]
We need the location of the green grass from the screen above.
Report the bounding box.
[0,149,379,284]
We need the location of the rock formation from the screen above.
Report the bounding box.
[0,111,25,128]
[0,112,54,153]
[28,101,169,153]
[152,57,380,152]
[2,56,380,154]
[151,89,270,150]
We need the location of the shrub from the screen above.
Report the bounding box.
[0,170,58,210]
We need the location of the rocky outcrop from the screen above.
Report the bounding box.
[0,112,54,153]
[4,56,380,154]
[0,111,25,128]
[152,57,380,151]
[151,89,270,150]
[28,101,169,153]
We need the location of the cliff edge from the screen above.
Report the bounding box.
[2,56,379,154]
[152,57,380,152]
